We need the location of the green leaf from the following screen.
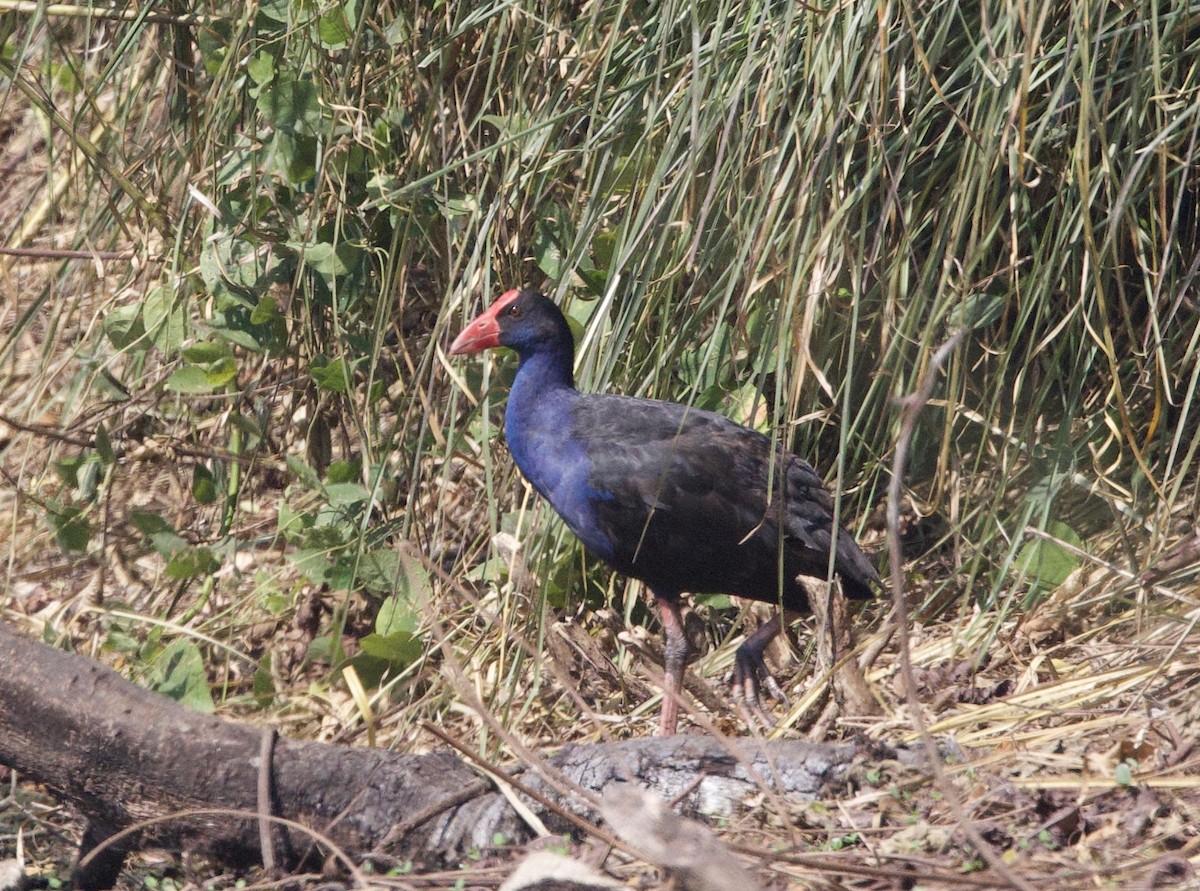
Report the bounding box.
[310,357,355,393]
[183,341,231,364]
[212,306,275,352]
[253,653,275,706]
[257,0,288,24]
[138,514,215,577]
[383,14,409,46]
[324,555,359,591]
[725,380,768,430]
[149,640,214,712]
[247,50,275,87]
[204,356,239,389]
[532,220,567,279]
[200,233,273,304]
[357,630,422,666]
[47,504,90,553]
[75,458,100,500]
[249,294,278,325]
[142,284,188,353]
[265,131,317,185]
[1013,521,1082,594]
[375,594,418,635]
[277,502,314,542]
[257,76,323,136]
[196,23,229,77]
[591,229,617,271]
[165,546,220,580]
[364,549,430,600]
[318,7,352,48]
[104,303,147,350]
[192,465,218,504]
[327,459,361,484]
[324,482,370,507]
[94,423,116,465]
[167,365,218,394]
[285,456,322,488]
[105,626,142,655]
[55,456,85,488]
[149,529,189,558]
[166,357,238,394]
[297,241,351,276]
[291,548,335,586]
[130,511,174,537]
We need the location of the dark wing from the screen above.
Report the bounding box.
[778,448,879,600]
[569,394,877,603]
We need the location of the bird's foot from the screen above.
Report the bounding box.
[731,644,790,730]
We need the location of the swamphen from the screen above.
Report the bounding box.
[450,289,879,735]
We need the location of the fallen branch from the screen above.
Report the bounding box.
[0,621,861,889]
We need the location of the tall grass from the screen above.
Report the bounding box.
[2,0,1199,739]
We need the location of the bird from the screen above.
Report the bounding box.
[450,288,879,735]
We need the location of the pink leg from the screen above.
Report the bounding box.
[656,597,688,736]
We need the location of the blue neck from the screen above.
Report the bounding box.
[504,343,580,501]
[507,341,576,418]
[501,339,617,561]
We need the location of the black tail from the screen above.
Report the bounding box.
[835,528,881,601]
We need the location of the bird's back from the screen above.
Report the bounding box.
[557,394,878,608]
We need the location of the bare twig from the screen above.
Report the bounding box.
[0,246,134,261]
[256,729,277,873]
[0,2,217,27]
[887,327,1037,891]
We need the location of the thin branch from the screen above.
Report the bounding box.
[887,327,1037,891]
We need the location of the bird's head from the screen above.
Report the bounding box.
[449,289,574,358]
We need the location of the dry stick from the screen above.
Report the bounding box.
[406,540,622,746]
[666,773,707,809]
[642,659,804,853]
[1023,525,1194,607]
[426,723,779,891]
[257,728,277,873]
[1137,854,1196,891]
[419,611,682,873]
[887,328,1037,891]
[0,246,133,261]
[426,593,773,832]
[0,60,169,234]
[0,0,215,23]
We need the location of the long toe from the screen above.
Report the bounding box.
[735,686,776,731]
[731,645,790,729]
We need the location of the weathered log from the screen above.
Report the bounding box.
[0,622,862,888]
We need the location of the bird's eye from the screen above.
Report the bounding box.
[509,305,522,317]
